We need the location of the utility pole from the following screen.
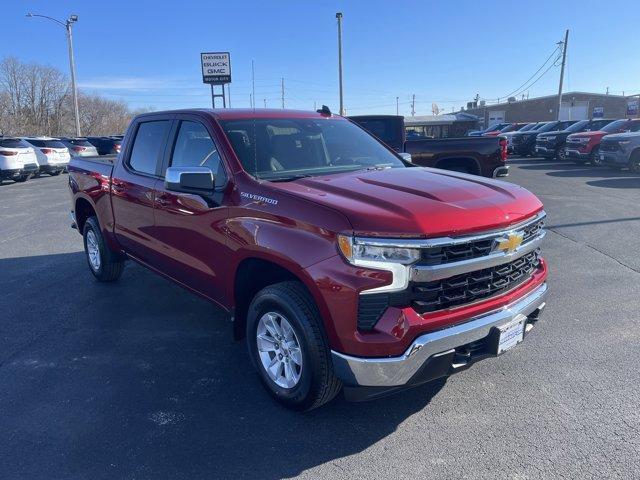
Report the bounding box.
[27,13,81,136]
[251,60,256,109]
[411,94,415,116]
[557,29,569,121]
[281,78,285,109]
[396,96,399,116]
[227,84,231,108]
[336,12,344,115]
[249,94,252,109]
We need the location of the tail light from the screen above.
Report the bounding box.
[0,150,17,156]
[73,146,87,152]
[499,139,508,161]
[115,144,121,152]
[40,148,53,154]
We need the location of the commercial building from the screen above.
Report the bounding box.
[404,112,480,138]
[464,92,638,129]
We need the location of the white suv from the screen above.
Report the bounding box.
[0,137,40,183]
[21,137,71,176]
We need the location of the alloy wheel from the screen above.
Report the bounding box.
[256,312,303,389]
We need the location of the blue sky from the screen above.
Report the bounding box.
[4,0,639,115]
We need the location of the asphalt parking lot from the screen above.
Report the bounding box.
[1,159,639,479]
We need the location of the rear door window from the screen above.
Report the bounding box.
[128,120,171,175]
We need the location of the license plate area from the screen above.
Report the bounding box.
[489,314,527,355]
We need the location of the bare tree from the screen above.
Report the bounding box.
[0,56,140,137]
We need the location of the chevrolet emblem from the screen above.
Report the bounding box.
[496,232,524,253]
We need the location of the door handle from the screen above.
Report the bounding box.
[155,194,169,206]
[112,182,125,193]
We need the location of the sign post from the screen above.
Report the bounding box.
[201,52,231,108]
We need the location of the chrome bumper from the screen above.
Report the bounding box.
[492,165,509,177]
[332,282,548,387]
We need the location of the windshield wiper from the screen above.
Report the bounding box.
[268,174,314,182]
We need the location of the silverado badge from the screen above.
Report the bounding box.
[496,232,524,254]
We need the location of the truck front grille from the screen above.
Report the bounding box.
[410,250,540,314]
[420,216,544,266]
[601,143,619,152]
[356,212,546,331]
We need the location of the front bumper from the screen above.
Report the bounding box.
[534,145,555,158]
[599,150,629,166]
[332,282,548,390]
[565,148,590,161]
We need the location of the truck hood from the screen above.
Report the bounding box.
[601,131,640,141]
[271,167,543,237]
[567,131,605,140]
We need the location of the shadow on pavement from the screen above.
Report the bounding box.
[586,177,640,189]
[0,252,446,480]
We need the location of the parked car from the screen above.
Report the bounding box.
[534,118,615,161]
[60,137,100,158]
[503,123,539,153]
[483,123,527,136]
[598,125,640,172]
[21,137,70,176]
[86,136,122,155]
[349,115,509,177]
[511,120,578,156]
[69,108,548,410]
[0,137,39,183]
[467,122,511,137]
[565,119,640,165]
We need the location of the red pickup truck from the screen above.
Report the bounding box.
[68,108,548,410]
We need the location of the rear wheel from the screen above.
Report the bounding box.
[49,170,61,176]
[630,151,640,174]
[246,281,341,411]
[590,147,602,166]
[14,174,31,182]
[82,216,125,282]
[555,147,567,161]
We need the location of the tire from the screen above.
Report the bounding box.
[555,147,567,161]
[14,174,31,182]
[49,170,61,176]
[246,281,342,411]
[82,216,125,282]
[590,147,602,166]
[630,151,640,174]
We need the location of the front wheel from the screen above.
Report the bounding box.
[555,147,567,161]
[590,147,602,166]
[630,151,640,173]
[14,174,31,182]
[82,216,125,282]
[49,170,61,176]
[247,281,341,411]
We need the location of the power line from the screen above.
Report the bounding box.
[494,45,562,101]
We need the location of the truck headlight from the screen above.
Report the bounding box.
[337,235,420,293]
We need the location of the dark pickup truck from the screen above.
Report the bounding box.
[68,108,548,410]
[349,115,509,178]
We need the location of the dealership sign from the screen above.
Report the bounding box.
[201,52,231,84]
[627,99,639,117]
[592,106,604,118]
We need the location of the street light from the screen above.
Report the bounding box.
[336,12,344,116]
[26,12,81,137]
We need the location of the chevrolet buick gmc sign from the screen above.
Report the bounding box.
[201,52,231,84]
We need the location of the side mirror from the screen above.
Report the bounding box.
[165,166,215,194]
[398,152,413,163]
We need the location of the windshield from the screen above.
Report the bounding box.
[536,122,561,133]
[564,120,589,132]
[220,117,406,180]
[518,123,536,132]
[0,138,30,148]
[27,139,66,148]
[601,119,630,133]
[66,138,94,146]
